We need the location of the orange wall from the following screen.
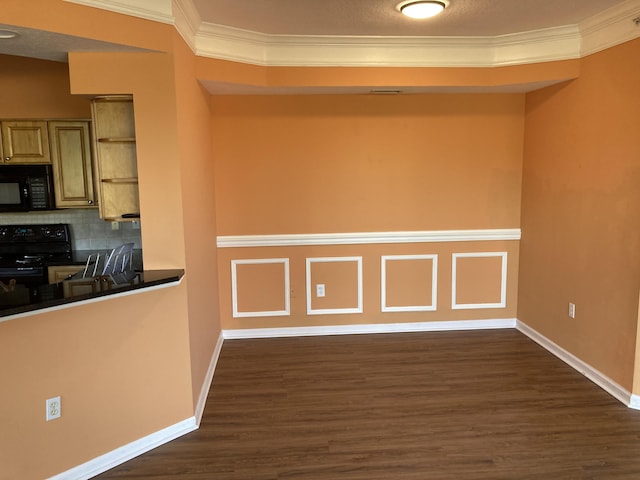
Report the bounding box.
[0,5,220,479]
[0,288,193,480]
[212,94,524,235]
[211,94,524,329]
[197,56,580,91]
[519,37,640,390]
[0,53,90,118]
[171,34,222,408]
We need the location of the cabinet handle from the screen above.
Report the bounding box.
[87,200,94,205]
[4,156,10,162]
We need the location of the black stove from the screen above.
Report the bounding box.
[0,224,72,286]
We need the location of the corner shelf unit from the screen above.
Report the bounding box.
[90,96,140,222]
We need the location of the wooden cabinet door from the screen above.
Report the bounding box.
[48,121,96,208]
[48,265,85,284]
[1,120,51,164]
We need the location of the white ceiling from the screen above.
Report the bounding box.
[191,0,626,37]
[0,23,148,63]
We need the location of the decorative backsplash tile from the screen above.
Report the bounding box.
[0,209,142,251]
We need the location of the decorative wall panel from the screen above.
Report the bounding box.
[381,254,438,312]
[452,252,507,309]
[231,258,290,317]
[306,257,363,315]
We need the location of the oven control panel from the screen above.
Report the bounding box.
[0,224,70,244]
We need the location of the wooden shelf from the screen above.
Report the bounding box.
[101,178,138,184]
[97,137,136,144]
[91,95,140,221]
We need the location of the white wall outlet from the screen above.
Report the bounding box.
[316,284,325,297]
[568,302,576,319]
[46,396,61,421]
[111,221,120,231]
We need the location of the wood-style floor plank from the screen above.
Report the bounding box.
[93,330,640,479]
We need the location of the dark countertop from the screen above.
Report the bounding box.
[0,269,184,319]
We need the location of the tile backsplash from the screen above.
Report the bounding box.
[0,209,142,250]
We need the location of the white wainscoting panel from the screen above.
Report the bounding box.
[306,256,363,315]
[231,258,290,318]
[451,252,508,310]
[381,254,438,313]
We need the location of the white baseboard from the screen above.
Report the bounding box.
[516,320,635,409]
[222,318,517,339]
[195,331,225,424]
[629,394,640,409]
[48,417,198,480]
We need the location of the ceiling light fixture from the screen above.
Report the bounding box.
[398,1,448,19]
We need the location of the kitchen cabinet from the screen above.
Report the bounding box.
[58,273,141,298]
[48,265,85,284]
[90,96,140,222]
[48,121,97,208]
[0,120,51,164]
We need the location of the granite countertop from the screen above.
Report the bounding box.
[0,269,184,319]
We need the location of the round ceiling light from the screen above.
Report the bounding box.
[398,1,448,19]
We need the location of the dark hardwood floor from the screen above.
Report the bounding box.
[94,329,640,479]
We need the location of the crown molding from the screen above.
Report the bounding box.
[69,0,640,67]
[64,0,175,24]
[491,26,581,66]
[172,0,199,52]
[580,0,640,56]
[192,22,582,67]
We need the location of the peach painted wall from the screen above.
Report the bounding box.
[212,94,524,235]
[171,33,222,408]
[212,94,524,329]
[0,288,193,480]
[1,0,173,54]
[197,56,580,91]
[0,4,220,479]
[519,37,640,391]
[0,54,90,118]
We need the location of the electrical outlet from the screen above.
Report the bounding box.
[46,396,61,421]
[111,221,120,231]
[316,284,325,297]
[568,302,576,319]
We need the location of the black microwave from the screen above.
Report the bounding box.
[0,165,55,212]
